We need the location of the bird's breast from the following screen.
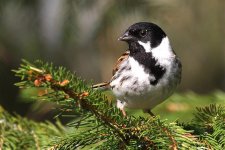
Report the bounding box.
[110,56,181,109]
[110,57,153,97]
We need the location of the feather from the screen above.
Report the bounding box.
[92,82,110,91]
[112,51,129,76]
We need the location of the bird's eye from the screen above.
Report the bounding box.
[139,30,147,37]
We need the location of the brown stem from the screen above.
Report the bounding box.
[162,127,178,150]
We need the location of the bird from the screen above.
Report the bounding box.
[93,22,182,116]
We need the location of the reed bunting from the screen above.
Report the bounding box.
[93,22,182,116]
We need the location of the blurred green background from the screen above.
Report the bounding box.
[0,0,224,122]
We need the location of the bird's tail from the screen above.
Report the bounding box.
[92,82,110,91]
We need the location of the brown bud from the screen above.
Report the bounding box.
[34,79,41,87]
[45,74,52,81]
[81,91,89,97]
[59,79,69,86]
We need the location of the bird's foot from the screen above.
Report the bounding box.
[144,109,155,117]
[116,100,127,117]
[121,108,126,117]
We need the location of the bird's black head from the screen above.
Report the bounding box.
[119,22,166,50]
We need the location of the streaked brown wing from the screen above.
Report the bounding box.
[92,51,129,90]
[112,51,130,76]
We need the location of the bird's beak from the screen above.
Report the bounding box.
[118,31,133,41]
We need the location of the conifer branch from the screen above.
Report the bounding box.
[0,106,64,149]
[9,59,224,149]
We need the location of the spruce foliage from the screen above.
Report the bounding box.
[0,106,64,149]
[0,60,224,149]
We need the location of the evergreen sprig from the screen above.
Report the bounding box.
[0,106,64,149]
[8,59,224,149]
[184,104,225,149]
